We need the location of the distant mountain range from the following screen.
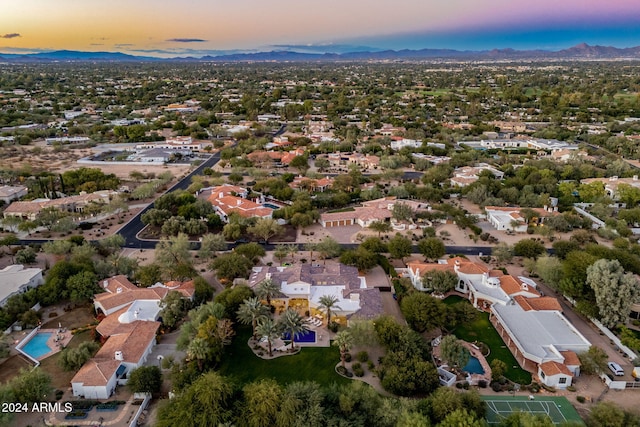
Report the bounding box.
[1,43,640,62]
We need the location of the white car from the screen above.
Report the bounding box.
[608,362,624,376]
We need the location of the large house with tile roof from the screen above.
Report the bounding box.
[247,262,384,324]
[3,190,117,221]
[72,276,194,399]
[485,206,559,233]
[206,184,273,222]
[320,196,427,228]
[449,163,504,188]
[406,257,589,388]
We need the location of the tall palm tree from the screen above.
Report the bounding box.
[255,279,280,306]
[277,308,309,350]
[332,330,354,368]
[237,297,270,339]
[255,317,279,357]
[317,295,341,326]
[187,337,210,371]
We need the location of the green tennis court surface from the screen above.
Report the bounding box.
[482,395,583,425]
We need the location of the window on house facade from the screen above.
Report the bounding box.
[558,377,567,384]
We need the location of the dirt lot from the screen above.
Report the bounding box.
[0,143,194,180]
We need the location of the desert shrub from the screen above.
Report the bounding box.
[352,362,365,377]
[356,351,369,363]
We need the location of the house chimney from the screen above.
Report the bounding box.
[237,199,241,206]
[116,287,122,294]
[115,351,124,361]
[103,280,109,289]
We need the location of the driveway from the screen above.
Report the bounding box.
[380,292,406,325]
[145,329,185,367]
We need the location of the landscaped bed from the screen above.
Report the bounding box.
[445,297,532,385]
[219,327,349,386]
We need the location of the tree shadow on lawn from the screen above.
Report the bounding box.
[218,327,350,387]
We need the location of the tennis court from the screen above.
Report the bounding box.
[482,396,583,425]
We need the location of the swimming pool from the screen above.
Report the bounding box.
[463,356,485,374]
[262,203,281,210]
[20,332,53,359]
[283,330,316,343]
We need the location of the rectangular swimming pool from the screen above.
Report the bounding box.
[20,332,53,359]
[283,330,316,343]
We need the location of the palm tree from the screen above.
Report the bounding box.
[255,279,280,306]
[332,330,354,368]
[277,308,309,350]
[317,295,341,326]
[303,241,317,261]
[255,317,279,357]
[237,297,270,339]
[187,337,210,371]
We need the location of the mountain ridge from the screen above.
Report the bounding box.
[1,43,639,62]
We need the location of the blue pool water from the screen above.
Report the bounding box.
[262,203,280,210]
[21,332,53,359]
[283,330,316,343]
[463,356,485,374]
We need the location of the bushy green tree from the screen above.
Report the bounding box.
[128,366,162,394]
[400,292,447,333]
[587,259,640,327]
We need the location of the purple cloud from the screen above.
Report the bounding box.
[167,38,206,43]
[2,33,21,39]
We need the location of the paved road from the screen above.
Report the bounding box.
[117,152,221,248]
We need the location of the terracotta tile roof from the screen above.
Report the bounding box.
[210,195,272,218]
[72,359,121,387]
[406,261,455,277]
[560,351,581,367]
[95,288,167,311]
[488,270,505,277]
[95,307,134,337]
[71,321,159,387]
[4,191,115,216]
[455,261,488,275]
[539,361,573,377]
[95,279,194,312]
[531,297,561,310]
[99,321,160,363]
[99,275,138,294]
[499,276,540,297]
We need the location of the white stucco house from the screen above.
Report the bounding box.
[0,265,44,307]
[72,276,194,399]
[405,257,589,388]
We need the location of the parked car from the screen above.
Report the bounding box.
[608,361,624,376]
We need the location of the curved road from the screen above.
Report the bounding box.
[118,151,222,248]
[19,141,492,255]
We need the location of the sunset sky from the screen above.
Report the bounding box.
[2,0,640,57]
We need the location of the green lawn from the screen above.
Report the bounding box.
[219,327,350,386]
[40,329,95,389]
[446,298,532,385]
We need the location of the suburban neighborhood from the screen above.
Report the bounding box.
[0,59,640,426]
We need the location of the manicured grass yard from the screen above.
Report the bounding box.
[219,327,350,386]
[446,297,532,385]
[40,330,95,389]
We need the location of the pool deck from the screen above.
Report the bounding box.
[17,327,73,362]
[433,338,492,385]
[461,341,492,385]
